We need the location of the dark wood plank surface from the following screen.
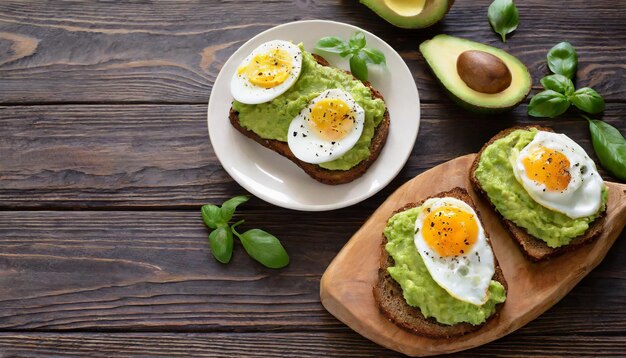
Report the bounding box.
[0,1,624,104]
[0,211,623,333]
[0,333,625,357]
[1,103,624,209]
[0,0,624,356]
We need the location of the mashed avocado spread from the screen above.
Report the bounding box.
[384,207,506,326]
[231,45,386,171]
[474,128,608,248]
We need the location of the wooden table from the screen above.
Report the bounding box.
[0,1,624,356]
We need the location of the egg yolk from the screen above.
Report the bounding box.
[522,146,571,191]
[309,98,355,141]
[238,48,292,88]
[422,206,478,257]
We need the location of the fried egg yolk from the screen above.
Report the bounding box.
[522,146,571,192]
[422,206,478,257]
[308,98,355,141]
[238,48,293,88]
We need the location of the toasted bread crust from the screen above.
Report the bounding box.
[373,187,507,339]
[229,54,390,185]
[469,125,607,262]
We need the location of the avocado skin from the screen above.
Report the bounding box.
[360,0,455,29]
[438,80,531,114]
[420,35,532,114]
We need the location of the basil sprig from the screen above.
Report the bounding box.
[528,42,605,118]
[584,115,626,181]
[315,31,386,82]
[201,196,289,268]
[488,0,519,42]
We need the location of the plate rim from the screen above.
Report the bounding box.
[207,19,420,211]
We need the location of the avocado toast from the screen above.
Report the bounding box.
[470,126,608,261]
[373,187,507,338]
[230,49,389,185]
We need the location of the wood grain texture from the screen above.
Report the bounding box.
[321,155,626,356]
[1,103,624,209]
[0,332,624,358]
[0,209,622,335]
[0,210,350,331]
[0,0,624,104]
[0,0,625,356]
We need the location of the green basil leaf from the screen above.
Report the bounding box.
[488,0,519,42]
[315,36,349,55]
[209,227,234,264]
[349,52,368,82]
[361,47,386,65]
[540,74,574,95]
[201,204,223,229]
[586,116,626,181]
[220,195,250,223]
[570,87,605,114]
[547,42,578,79]
[527,90,571,118]
[339,48,353,57]
[349,31,366,51]
[238,229,289,269]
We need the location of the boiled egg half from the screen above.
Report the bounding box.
[231,40,302,104]
[287,89,365,164]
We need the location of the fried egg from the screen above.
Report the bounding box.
[287,89,365,164]
[231,40,302,104]
[511,131,603,219]
[414,197,495,305]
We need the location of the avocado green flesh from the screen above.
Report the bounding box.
[474,129,608,248]
[419,35,531,112]
[360,0,452,29]
[232,46,386,171]
[384,207,506,326]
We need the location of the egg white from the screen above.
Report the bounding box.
[414,197,495,306]
[231,40,302,104]
[287,89,365,164]
[511,131,603,219]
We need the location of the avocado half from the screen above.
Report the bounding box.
[420,35,532,113]
[360,0,454,29]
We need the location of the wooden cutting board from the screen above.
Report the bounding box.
[320,154,626,356]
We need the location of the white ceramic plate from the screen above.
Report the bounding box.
[208,20,420,211]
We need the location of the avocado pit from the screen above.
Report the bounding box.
[457,50,512,94]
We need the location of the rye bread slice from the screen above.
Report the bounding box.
[373,187,507,339]
[229,54,390,185]
[469,125,607,262]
